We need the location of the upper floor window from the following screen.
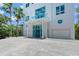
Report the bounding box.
[56,5,65,15]
[26,3,29,8]
[60,5,64,14]
[56,6,60,15]
[35,6,46,19]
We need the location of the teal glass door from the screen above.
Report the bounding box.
[33,25,42,38]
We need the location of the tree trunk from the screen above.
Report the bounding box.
[16,20,19,37]
[9,7,13,37]
[9,17,13,37]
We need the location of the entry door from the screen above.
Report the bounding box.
[33,25,42,38]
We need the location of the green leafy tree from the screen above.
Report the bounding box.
[75,24,79,39]
[13,7,24,36]
[0,13,10,26]
[2,3,13,36]
[0,14,10,39]
[75,7,79,39]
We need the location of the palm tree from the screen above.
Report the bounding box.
[19,8,25,36]
[13,7,24,36]
[0,13,10,25]
[2,3,13,36]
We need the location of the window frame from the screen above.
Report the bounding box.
[56,5,65,15]
[35,6,46,19]
[26,3,29,8]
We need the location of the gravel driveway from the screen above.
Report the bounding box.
[0,37,79,56]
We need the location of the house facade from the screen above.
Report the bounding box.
[23,3,75,39]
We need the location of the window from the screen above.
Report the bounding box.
[56,6,60,15]
[35,6,46,19]
[26,3,29,8]
[25,16,29,21]
[60,5,64,14]
[56,5,65,15]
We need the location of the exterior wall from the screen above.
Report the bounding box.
[23,3,52,21]
[48,3,75,39]
[23,3,52,38]
[25,20,48,38]
[23,3,75,39]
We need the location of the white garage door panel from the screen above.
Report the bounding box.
[51,29,71,39]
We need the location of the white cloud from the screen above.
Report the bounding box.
[0,10,4,14]
[0,3,3,7]
[20,5,24,9]
[11,16,16,21]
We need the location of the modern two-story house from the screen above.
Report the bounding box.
[23,3,75,39]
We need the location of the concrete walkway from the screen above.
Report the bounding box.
[0,37,79,56]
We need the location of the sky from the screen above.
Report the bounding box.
[0,3,24,25]
[0,3,79,25]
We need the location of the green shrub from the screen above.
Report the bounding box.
[0,24,23,39]
[75,24,79,40]
[0,24,10,39]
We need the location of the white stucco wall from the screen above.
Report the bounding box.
[23,3,52,38]
[23,3,75,39]
[49,3,75,39]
